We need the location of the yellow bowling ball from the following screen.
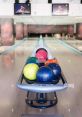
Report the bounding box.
[23,63,39,80]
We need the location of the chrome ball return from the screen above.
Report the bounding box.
[17,72,67,109]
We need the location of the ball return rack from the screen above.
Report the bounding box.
[16,38,68,109]
[17,70,68,109]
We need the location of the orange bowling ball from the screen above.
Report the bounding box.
[45,58,58,66]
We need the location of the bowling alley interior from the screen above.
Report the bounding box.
[0,1,82,117]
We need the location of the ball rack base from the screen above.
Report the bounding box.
[25,92,58,109]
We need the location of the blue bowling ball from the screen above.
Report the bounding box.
[48,63,61,80]
[36,66,54,83]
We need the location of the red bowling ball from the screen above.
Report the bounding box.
[35,48,48,62]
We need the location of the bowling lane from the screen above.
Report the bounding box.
[45,38,82,117]
[0,38,82,117]
[0,39,38,117]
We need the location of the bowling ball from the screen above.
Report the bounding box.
[26,57,39,64]
[23,63,39,81]
[45,58,58,66]
[37,66,54,83]
[35,48,48,62]
[48,63,61,81]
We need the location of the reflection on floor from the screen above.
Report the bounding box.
[0,38,82,117]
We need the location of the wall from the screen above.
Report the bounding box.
[0,3,82,26]
[28,24,74,34]
[76,23,82,39]
[52,0,80,4]
[0,0,81,3]
[0,3,82,16]
[0,3,13,16]
[31,4,51,16]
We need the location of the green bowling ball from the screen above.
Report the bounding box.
[26,57,39,64]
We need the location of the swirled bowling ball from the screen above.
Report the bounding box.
[35,48,48,62]
[48,63,61,80]
[36,66,54,83]
[23,63,39,80]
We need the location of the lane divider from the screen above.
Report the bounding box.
[0,38,28,55]
[56,39,82,55]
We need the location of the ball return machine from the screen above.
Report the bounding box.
[16,38,68,109]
